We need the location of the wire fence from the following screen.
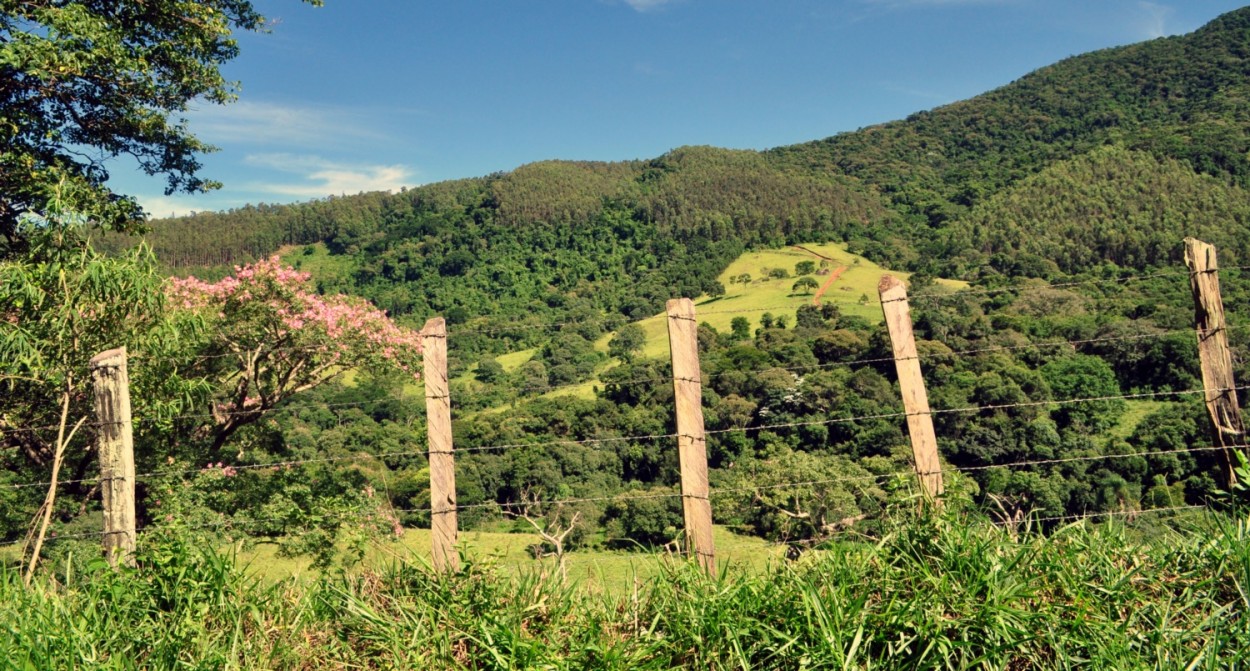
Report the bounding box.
[0,436,1235,549]
[0,322,1223,440]
[3,264,1248,565]
[3,381,1241,494]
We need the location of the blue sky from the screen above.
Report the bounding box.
[116,0,1250,218]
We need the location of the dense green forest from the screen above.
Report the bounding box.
[41,6,1250,556]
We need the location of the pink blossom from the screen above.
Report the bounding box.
[165,256,423,378]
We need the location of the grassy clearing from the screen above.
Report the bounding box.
[239,524,780,592]
[1110,399,1171,440]
[4,510,1247,669]
[278,242,357,285]
[494,348,537,372]
[602,242,966,361]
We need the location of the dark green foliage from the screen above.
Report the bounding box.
[475,359,505,384]
[602,488,684,548]
[608,324,646,363]
[1040,354,1126,432]
[791,276,819,294]
[1,0,320,253]
[940,147,1250,276]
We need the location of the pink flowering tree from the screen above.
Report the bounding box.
[168,256,423,452]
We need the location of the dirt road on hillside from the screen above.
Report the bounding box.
[790,245,847,306]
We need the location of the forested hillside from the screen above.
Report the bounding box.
[107,7,1250,287]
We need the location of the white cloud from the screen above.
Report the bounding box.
[1135,1,1173,39]
[622,0,677,12]
[859,0,1015,7]
[188,101,383,147]
[134,193,245,218]
[243,153,416,198]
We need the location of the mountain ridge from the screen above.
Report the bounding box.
[101,5,1250,322]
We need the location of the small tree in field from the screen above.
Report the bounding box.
[792,276,820,295]
[168,256,423,453]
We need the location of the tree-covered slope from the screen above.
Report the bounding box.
[113,7,1250,295]
[101,144,890,347]
[767,6,1250,236]
[936,146,1250,276]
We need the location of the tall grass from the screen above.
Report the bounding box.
[3,511,1247,669]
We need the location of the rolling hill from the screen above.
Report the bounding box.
[100,6,1250,326]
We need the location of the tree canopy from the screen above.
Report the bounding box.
[0,0,319,254]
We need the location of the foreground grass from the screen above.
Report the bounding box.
[3,510,1248,669]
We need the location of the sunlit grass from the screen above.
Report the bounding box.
[238,524,780,593]
[613,242,967,360]
[278,242,357,285]
[5,509,1247,668]
[1110,399,1171,440]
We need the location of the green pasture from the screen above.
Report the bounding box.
[1110,399,1173,440]
[602,241,966,362]
[280,242,357,285]
[232,524,779,592]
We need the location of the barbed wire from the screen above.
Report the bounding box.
[560,324,1216,396]
[1033,504,1207,525]
[702,385,1244,439]
[8,319,1211,441]
[6,312,1225,431]
[0,484,1210,552]
[902,265,1250,304]
[0,396,416,437]
[463,314,1233,396]
[2,430,683,492]
[5,381,1242,493]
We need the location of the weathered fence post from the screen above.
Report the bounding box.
[878,276,945,504]
[1184,238,1245,489]
[421,317,460,573]
[666,298,716,575]
[90,347,136,568]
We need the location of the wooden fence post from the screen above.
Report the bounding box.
[878,276,945,503]
[421,317,459,573]
[666,298,716,575]
[90,347,136,568]
[1184,238,1245,489]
